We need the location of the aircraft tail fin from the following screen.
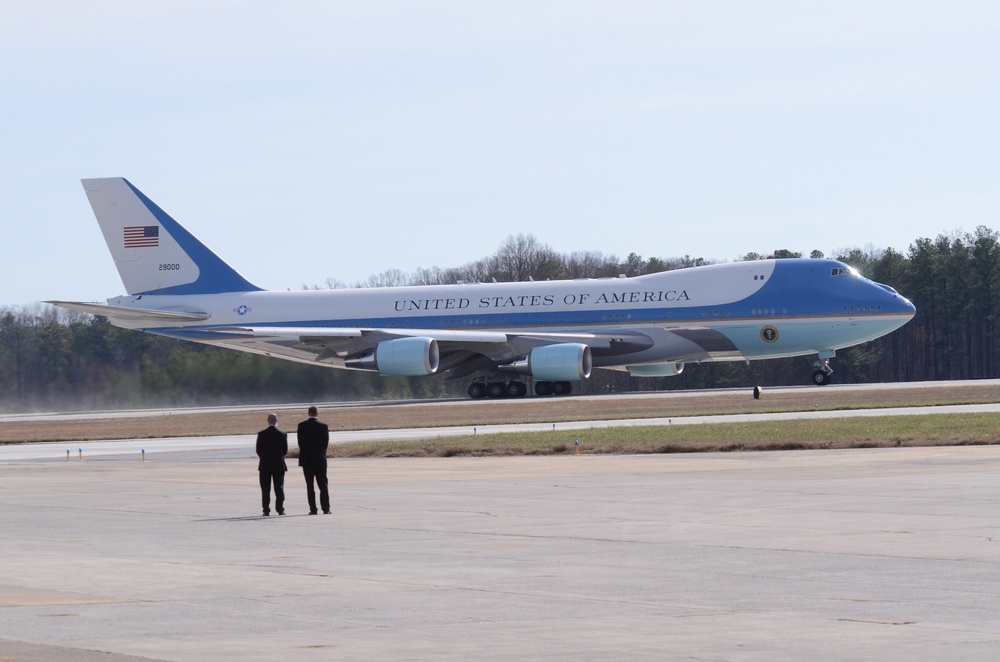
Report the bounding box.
[82,178,262,296]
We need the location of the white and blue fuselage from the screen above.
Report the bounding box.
[49,179,915,396]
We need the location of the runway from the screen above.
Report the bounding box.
[1,447,999,661]
[4,404,1000,461]
[2,383,1000,660]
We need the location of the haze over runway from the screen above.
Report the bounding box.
[2,380,999,462]
[3,399,1000,463]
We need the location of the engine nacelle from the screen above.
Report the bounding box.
[626,362,685,377]
[499,343,592,381]
[344,337,440,376]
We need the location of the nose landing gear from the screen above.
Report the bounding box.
[811,358,834,386]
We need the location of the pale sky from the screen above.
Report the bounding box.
[2,1,998,307]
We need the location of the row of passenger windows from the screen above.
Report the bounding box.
[347,306,884,329]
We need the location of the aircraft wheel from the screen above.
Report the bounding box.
[487,382,507,398]
[468,382,487,399]
[534,381,552,396]
[811,370,831,386]
[506,381,527,398]
[552,381,572,395]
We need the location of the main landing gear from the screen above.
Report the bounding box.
[811,358,834,386]
[467,379,573,399]
[533,380,573,396]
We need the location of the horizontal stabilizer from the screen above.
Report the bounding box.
[46,301,210,323]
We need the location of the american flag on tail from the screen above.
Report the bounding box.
[124,225,159,248]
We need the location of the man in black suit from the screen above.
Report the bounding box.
[297,405,330,515]
[256,413,287,516]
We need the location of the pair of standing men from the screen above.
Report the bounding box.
[256,406,330,516]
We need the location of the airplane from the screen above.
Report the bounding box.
[48,178,916,398]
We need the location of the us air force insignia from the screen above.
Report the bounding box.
[236,305,251,316]
[760,325,779,343]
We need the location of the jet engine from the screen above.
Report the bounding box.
[626,362,685,377]
[499,343,592,381]
[344,337,440,376]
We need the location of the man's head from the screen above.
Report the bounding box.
[267,413,277,426]
[308,406,318,417]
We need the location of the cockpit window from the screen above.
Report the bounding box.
[831,267,861,277]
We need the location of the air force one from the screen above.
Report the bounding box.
[48,178,916,398]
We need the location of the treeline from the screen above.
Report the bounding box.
[2,227,998,412]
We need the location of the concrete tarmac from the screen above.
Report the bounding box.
[1,447,999,661]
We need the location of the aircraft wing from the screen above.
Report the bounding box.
[46,305,738,377]
[208,325,654,354]
[200,325,659,378]
[211,326,508,343]
[202,326,515,377]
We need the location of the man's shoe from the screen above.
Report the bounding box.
[309,511,318,515]
[263,512,270,517]
[278,511,285,516]
[323,510,331,514]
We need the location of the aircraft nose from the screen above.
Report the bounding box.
[885,288,916,316]
[871,279,915,316]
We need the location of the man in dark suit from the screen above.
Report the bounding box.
[256,413,287,516]
[297,405,330,514]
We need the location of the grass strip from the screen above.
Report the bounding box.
[328,412,1000,457]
